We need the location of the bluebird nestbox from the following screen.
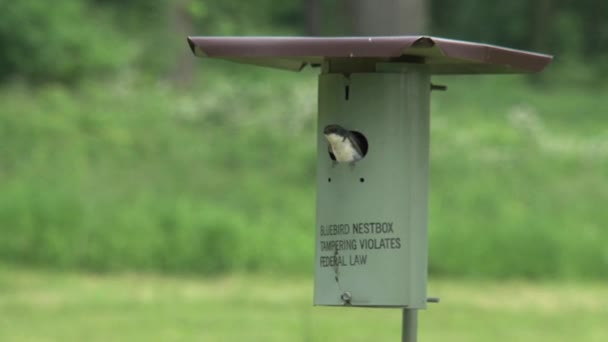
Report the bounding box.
[314,67,431,307]
[187,37,552,308]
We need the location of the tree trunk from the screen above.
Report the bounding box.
[305,0,322,36]
[171,0,195,88]
[532,0,552,53]
[351,0,428,36]
[585,0,604,56]
[529,0,552,84]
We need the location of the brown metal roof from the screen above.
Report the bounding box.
[187,36,552,74]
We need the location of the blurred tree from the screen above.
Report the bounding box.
[2,0,608,84]
[351,0,428,35]
[305,0,322,36]
[430,0,608,61]
[579,0,608,58]
[171,0,196,87]
[0,0,130,83]
[431,1,531,48]
[532,0,553,54]
[92,0,168,28]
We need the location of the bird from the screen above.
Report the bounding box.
[323,124,365,165]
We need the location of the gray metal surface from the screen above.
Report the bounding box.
[402,309,418,342]
[314,65,429,308]
[187,36,552,74]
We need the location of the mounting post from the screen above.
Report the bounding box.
[402,309,418,342]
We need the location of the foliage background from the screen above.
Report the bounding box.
[0,0,606,280]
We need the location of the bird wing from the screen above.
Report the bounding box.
[346,134,364,159]
[327,144,336,161]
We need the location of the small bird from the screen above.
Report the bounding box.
[323,124,365,165]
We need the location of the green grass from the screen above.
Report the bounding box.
[0,266,606,341]
[0,67,607,278]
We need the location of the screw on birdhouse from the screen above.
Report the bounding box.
[340,291,352,305]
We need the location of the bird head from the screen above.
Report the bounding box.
[323,124,349,143]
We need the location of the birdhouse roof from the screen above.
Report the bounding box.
[187,36,552,74]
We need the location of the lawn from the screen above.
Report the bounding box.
[0,266,605,341]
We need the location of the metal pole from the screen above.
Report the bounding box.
[401,309,417,342]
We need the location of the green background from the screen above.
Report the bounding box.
[0,1,606,340]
